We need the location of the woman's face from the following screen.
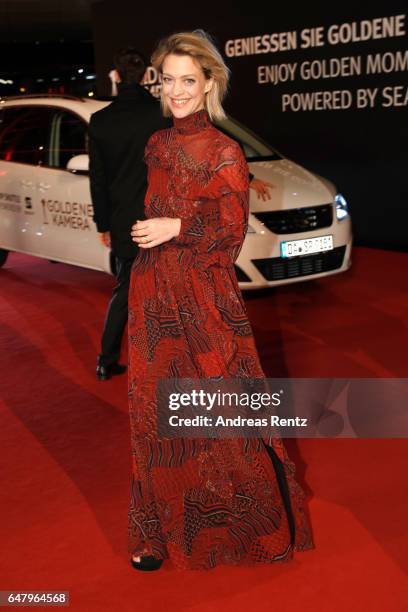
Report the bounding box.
[161,53,213,119]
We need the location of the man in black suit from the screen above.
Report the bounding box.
[89,47,170,380]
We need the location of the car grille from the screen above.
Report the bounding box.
[252,246,346,281]
[253,204,333,234]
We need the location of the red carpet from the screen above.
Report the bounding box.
[1,247,407,611]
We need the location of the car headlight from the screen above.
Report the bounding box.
[246,224,256,233]
[335,193,349,221]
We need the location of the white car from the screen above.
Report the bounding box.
[0,94,352,288]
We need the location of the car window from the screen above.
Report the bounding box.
[48,110,88,169]
[0,106,52,165]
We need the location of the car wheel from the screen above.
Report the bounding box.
[0,249,9,267]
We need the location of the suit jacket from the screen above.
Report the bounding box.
[88,83,171,258]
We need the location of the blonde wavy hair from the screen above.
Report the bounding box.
[151,30,230,121]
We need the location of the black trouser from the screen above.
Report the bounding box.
[99,255,135,367]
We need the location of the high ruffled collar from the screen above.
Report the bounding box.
[173,108,211,135]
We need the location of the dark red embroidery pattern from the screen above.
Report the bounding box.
[127,109,314,570]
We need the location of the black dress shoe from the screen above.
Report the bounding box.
[130,555,163,572]
[96,362,127,381]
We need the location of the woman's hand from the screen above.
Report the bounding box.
[250,178,275,201]
[131,218,181,248]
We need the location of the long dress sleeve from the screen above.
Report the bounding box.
[172,142,250,265]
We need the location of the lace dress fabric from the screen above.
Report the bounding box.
[127,109,314,570]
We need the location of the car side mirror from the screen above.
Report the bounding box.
[67,154,89,174]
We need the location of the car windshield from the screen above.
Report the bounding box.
[215,117,281,161]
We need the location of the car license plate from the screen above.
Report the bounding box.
[281,235,334,258]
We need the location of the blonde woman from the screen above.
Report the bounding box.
[128,30,314,571]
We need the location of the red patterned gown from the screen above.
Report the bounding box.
[127,108,314,570]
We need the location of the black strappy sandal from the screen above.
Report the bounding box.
[130,555,163,571]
